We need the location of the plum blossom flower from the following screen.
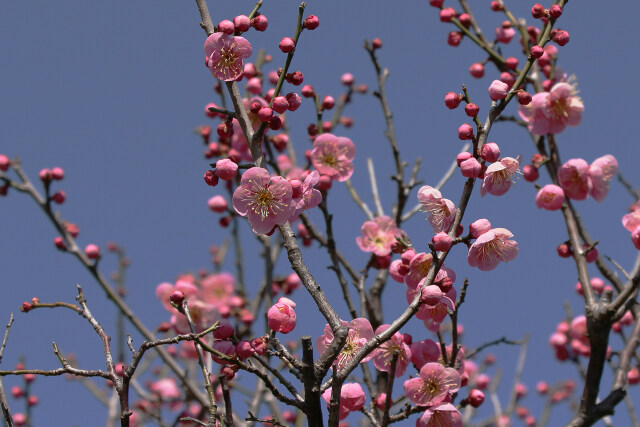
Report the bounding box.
[310,133,356,181]
[322,383,365,420]
[356,216,401,256]
[267,297,297,334]
[372,325,412,377]
[481,156,521,196]
[589,155,618,201]
[623,201,640,231]
[417,186,457,233]
[200,272,234,309]
[403,362,461,406]
[536,184,565,210]
[518,82,584,135]
[557,158,590,200]
[410,339,441,369]
[408,284,457,332]
[404,252,434,289]
[416,403,463,427]
[316,318,374,370]
[204,33,252,81]
[467,228,518,271]
[232,167,295,234]
[291,171,322,218]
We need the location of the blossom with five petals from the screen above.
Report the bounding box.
[204,33,252,81]
[310,133,356,181]
[417,186,457,233]
[316,318,374,370]
[481,156,521,197]
[467,228,519,271]
[403,362,461,406]
[518,82,584,135]
[356,216,401,256]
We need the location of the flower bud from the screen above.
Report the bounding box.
[488,80,509,101]
[250,15,268,31]
[217,20,234,35]
[233,15,251,32]
[279,37,296,53]
[458,123,474,140]
[303,15,319,30]
[480,142,500,163]
[465,103,479,117]
[432,232,453,252]
[444,92,462,109]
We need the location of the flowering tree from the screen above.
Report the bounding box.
[1,1,639,426]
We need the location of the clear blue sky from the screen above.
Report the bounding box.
[1,0,639,425]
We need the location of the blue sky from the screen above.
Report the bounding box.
[1,0,639,425]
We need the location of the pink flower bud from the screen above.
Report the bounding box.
[480,142,500,162]
[522,164,539,182]
[469,219,491,238]
[54,236,67,251]
[505,57,518,70]
[440,7,456,22]
[258,107,273,122]
[469,389,485,407]
[444,92,462,109]
[456,151,472,166]
[285,92,302,111]
[303,15,319,30]
[458,123,474,140]
[628,367,640,385]
[217,122,233,138]
[496,26,516,43]
[465,103,479,117]
[211,340,236,364]
[51,167,65,180]
[267,300,297,334]
[447,31,463,47]
[460,157,482,178]
[51,190,66,204]
[458,13,471,27]
[236,340,254,358]
[488,80,509,101]
[317,175,332,191]
[213,321,235,340]
[251,337,267,355]
[0,155,10,171]
[531,4,546,19]
[233,15,251,32]
[322,96,335,110]
[290,179,303,198]
[279,37,296,53]
[272,96,290,114]
[536,185,565,211]
[246,77,262,95]
[584,245,598,263]
[39,168,52,182]
[374,393,391,410]
[250,15,268,31]
[341,73,354,86]
[549,5,562,19]
[401,249,416,265]
[553,30,570,46]
[85,244,101,260]
[371,38,383,49]
[432,232,453,252]
[214,159,238,180]
[517,90,532,105]
[530,45,544,58]
[217,20,234,35]
[204,170,219,187]
[301,85,315,98]
[469,63,485,78]
[169,290,184,306]
[207,195,228,213]
[389,260,404,282]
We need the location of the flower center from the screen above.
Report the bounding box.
[551,98,569,119]
[322,154,337,167]
[424,378,441,396]
[250,188,275,219]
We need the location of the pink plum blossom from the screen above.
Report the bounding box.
[356,215,401,256]
[316,318,374,370]
[416,403,463,427]
[150,378,181,401]
[404,252,434,289]
[410,339,441,369]
[622,202,640,232]
[291,170,322,217]
[204,32,252,81]
[468,228,518,271]
[155,279,200,313]
[408,285,457,332]
[518,82,584,135]
[322,383,365,420]
[557,158,590,200]
[417,186,457,233]
[403,362,461,406]
[200,272,234,308]
[372,325,412,377]
[536,184,565,210]
[267,298,297,334]
[481,156,520,196]
[310,133,356,181]
[232,167,295,234]
[589,155,618,201]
